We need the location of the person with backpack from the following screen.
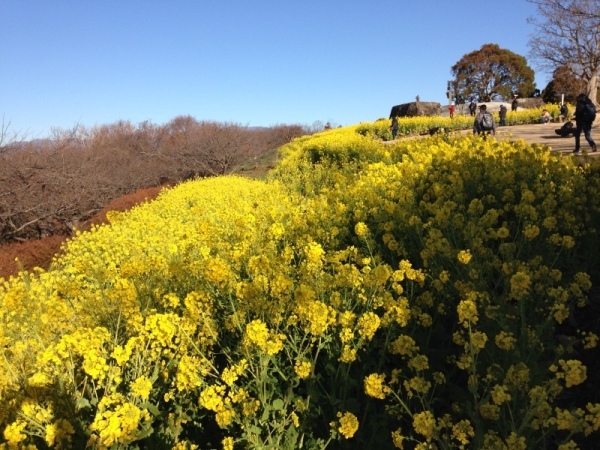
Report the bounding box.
[473,104,496,135]
[572,93,597,153]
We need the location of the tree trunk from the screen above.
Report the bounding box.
[586,72,599,106]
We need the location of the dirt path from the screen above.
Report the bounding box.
[486,119,600,156]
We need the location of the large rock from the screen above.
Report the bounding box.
[390,101,441,118]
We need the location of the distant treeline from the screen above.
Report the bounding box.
[0,116,311,244]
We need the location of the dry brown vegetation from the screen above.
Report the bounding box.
[0,117,309,279]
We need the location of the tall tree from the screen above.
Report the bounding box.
[451,44,536,102]
[527,0,600,105]
[541,65,587,103]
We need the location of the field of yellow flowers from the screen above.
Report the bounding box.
[1,110,600,449]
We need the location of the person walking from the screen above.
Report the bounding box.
[473,104,496,136]
[390,116,399,140]
[511,98,518,112]
[449,103,456,119]
[573,93,597,153]
[499,104,507,126]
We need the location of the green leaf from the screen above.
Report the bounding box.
[261,409,270,422]
[75,397,91,411]
[141,402,161,417]
[249,425,262,436]
[136,425,155,440]
[272,398,285,410]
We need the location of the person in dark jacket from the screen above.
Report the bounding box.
[573,93,597,153]
[511,98,518,112]
[499,104,508,126]
[390,116,399,139]
[559,103,569,123]
[468,100,477,116]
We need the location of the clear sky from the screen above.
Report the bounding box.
[1,0,546,139]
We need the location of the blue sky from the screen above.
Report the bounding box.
[1,0,545,139]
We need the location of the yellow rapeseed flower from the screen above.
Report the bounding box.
[491,384,511,405]
[457,250,472,265]
[457,298,478,327]
[497,226,510,239]
[469,331,488,351]
[495,331,517,350]
[357,312,380,341]
[505,432,527,450]
[44,419,75,448]
[200,385,227,413]
[90,401,151,448]
[337,412,359,439]
[556,359,587,388]
[391,429,405,448]
[364,373,388,399]
[294,360,312,379]
[244,319,269,349]
[222,436,234,450]
[389,335,418,356]
[403,376,431,397]
[412,410,435,441]
[558,440,580,450]
[582,332,598,349]
[354,222,370,238]
[408,354,429,371]
[3,419,27,446]
[480,403,500,420]
[339,345,357,363]
[130,376,153,400]
[509,271,531,300]
[523,224,540,239]
[451,419,474,445]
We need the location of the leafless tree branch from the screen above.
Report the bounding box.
[527,0,600,103]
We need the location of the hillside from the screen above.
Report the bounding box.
[2,128,599,449]
[2,115,599,280]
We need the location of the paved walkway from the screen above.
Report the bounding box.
[487,120,600,157]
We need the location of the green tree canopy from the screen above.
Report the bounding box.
[451,43,536,102]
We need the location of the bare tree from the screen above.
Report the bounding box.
[527,0,600,105]
[0,116,28,155]
[0,116,308,244]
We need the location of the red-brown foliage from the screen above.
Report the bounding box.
[0,185,164,280]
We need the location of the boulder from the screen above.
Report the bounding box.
[390,101,441,118]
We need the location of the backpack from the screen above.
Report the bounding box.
[581,101,597,123]
[480,112,494,130]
